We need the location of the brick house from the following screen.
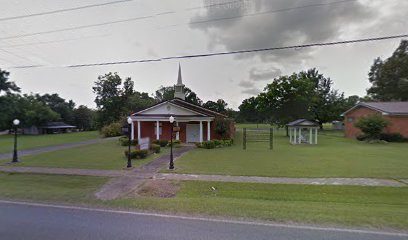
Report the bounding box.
[128,65,235,143]
[342,102,408,138]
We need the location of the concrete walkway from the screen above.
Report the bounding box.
[0,137,118,160]
[95,146,194,200]
[155,173,407,187]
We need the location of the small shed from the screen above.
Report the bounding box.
[287,119,319,145]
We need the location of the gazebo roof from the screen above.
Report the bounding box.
[287,119,319,127]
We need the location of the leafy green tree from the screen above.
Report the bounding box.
[238,97,262,123]
[257,73,314,127]
[93,72,129,127]
[0,69,20,94]
[299,68,346,128]
[154,86,203,105]
[203,99,228,114]
[36,93,75,124]
[73,105,97,131]
[367,40,408,101]
[354,114,389,140]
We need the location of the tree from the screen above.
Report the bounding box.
[257,73,314,127]
[300,68,346,129]
[0,69,20,94]
[214,116,233,139]
[367,40,408,101]
[36,93,75,124]
[73,105,97,131]
[354,114,389,140]
[154,86,203,105]
[93,72,128,127]
[203,99,228,114]
[238,97,262,123]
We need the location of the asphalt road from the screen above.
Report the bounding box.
[0,201,406,240]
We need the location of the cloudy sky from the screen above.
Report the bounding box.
[0,0,407,109]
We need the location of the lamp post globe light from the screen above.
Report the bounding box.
[169,116,175,170]
[126,117,133,168]
[12,119,20,163]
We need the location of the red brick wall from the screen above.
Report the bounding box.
[133,120,236,142]
[344,107,408,138]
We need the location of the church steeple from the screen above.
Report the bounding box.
[174,64,185,100]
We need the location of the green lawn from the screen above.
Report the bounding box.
[0,140,169,170]
[0,131,100,153]
[235,123,273,129]
[0,173,108,203]
[1,173,406,229]
[173,130,408,178]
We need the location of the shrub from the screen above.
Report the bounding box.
[354,114,389,140]
[356,134,369,141]
[150,144,161,153]
[101,122,123,137]
[119,136,138,146]
[168,140,181,147]
[380,133,407,142]
[214,117,233,139]
[195,142,203,148]
[159,140,169,147]
[152,140,160,145]
[202,141,216,149]
[124,149,150,159]
[222,139,233,146]
[213,139,223,147]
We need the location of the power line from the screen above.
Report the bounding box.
[0,0,134,22]
[167,0,357,28]
[0,0,354,42]
[60,34,406,67]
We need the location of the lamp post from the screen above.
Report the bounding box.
[12,119,20,163]
[127,117,133,168]
[169,116,175,170]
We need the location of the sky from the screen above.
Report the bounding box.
[0,0,407,110]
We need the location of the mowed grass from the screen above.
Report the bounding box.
[0,173,108,203]
[108,181,408,229]
[1,173,407,229]
[174,129,408,178]
[0,131,100,153]
[0,140,169,170]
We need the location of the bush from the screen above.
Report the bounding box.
[380,133,407,142]
[119,136,138,146]
[150,144,161,153]
[202,141,216,149]
[101,122,122,137]
[124,149,150,159]
[222,139,233,146]
[158,140,169,147]
[354,114,389,140]
[168,140,181,147]
[356,134,369,141]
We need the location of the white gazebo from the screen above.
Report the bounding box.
[287,119,319,145]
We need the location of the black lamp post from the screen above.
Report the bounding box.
[169,116,175,170]
[12,119,20,163]
[126,117,133,168]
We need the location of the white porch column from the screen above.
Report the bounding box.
[130,121,135,140]
[293,128,297,144]
[156,121,160,140]
[207,121,211,141]
[309,128,312,144]
[137,121,141,142]
[199,121,203,143]
[299,128,302,144]
[289,128,292,143]
[315,128,318,144]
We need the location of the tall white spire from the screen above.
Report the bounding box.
[174,63,185,100]
[177,63,183,85]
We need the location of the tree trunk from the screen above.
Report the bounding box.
[286,125,289,137]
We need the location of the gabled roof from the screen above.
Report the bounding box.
[342,102,408,116]
[287,119,319,127]
[132,98,228,118]
[40,122,76,129]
